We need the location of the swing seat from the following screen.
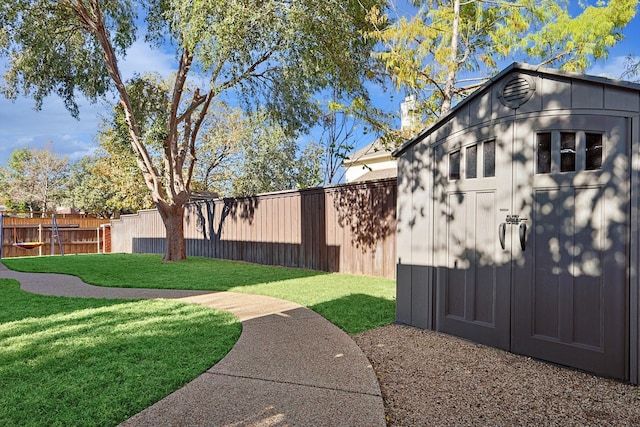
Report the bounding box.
[13,242,44,250]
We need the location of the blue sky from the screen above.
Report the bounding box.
[0,1,638,167]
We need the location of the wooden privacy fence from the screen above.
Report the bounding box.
[111,178,397,278]
[0,215,112,258]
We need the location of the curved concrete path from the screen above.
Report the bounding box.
[0,263,386,427]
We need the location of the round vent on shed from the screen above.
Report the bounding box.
[497,74,536,109]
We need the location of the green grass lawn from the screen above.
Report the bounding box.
[1,254,395,426]
[3,254,396,334]
[0,278,241,427]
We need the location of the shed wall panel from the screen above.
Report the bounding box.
[411,265,433,329]
[542,77,572,111]
[573,81,604,109]
[396,264,412,325]
[605,86,639,111]
[451,104,470,134]
[396,150,413,265]
[470,91,492,127]
[632,114,640,384]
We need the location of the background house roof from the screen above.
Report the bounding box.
[344,138,394,166]
[343,139,397,183]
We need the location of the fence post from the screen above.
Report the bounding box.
[38,223,42,257]
[96,227,100,254]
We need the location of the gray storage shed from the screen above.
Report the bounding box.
[394,62,640,382]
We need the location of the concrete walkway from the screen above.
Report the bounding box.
[0,263,386,427]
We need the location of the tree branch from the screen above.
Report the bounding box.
[455,81,486,93]
[185,91,214,192]
[536,51,570,68]
[167,49,193,139]
[418,69,446,99]
[213,48,277,96]
[67,0,165,202]
[176,93,208,124]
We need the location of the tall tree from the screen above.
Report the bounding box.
[97,75,250,199]
[0,0,388,261]
[231,112,322,196]
[64,156,113,217]
[93,101,157,214]
[64,154,152,217]
[370,0,637,120]
[0,147,69,215]
[188,102,248,196]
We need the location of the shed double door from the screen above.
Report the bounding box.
[434,116,628,379]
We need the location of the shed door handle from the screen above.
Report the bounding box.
[498,223,506,250]
[519,222,527,251]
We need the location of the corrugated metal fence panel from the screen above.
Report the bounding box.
[111,209,165,254]
[110,179,397,278]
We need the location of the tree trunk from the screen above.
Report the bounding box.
[441,0,461,115]
[157,202,187,262]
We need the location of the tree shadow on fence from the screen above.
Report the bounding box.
[331,181,396,250]
[192,196,260,242]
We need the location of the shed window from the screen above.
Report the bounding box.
[560,132,576,172]
[537,133,551,174]
[536,131,604,174]
[483,140,495,178]
[466,145,477,179]
[585,133,603,170]
[449,150,461,180]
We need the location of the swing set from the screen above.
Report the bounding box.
[0,212,64,258]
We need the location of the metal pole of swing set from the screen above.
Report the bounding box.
[51,214,64,256]
[0,212,3,259]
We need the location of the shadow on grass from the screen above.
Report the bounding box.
[310,293,396,335]
[0,279,241,427]
[0,279,133,323]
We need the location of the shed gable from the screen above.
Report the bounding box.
[393,62,640,159]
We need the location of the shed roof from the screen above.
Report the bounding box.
[392,62,640,158]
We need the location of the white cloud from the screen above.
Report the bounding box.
[16,136,35,144]
[587,56,631,81]
[0,37,178,167]
[0,95,104,165]
[118,38,177,80]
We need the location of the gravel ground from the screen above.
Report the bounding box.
[354,324,640,426]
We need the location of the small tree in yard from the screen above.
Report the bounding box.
[0,0,388,261]
[0,147,69,215]
[230,111,323,196]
